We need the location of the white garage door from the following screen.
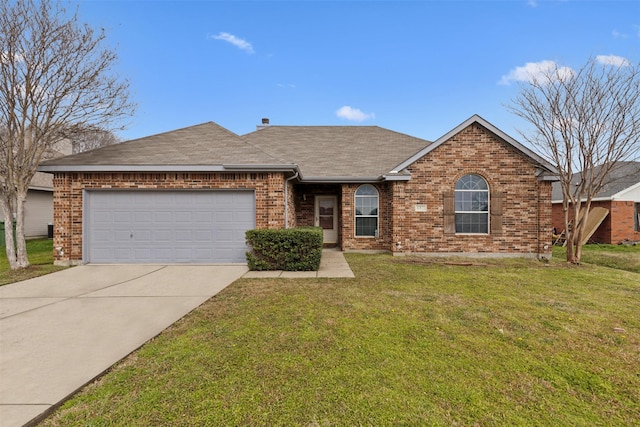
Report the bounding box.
[85,190,255,263]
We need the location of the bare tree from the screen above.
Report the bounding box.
[509,56,640,264]
[72,128,122,154]
[0,0,135,269]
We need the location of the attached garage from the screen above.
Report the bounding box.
[84,190,255,264]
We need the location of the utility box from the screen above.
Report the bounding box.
[0,221,16,248]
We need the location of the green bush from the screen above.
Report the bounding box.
[246,227,323,271]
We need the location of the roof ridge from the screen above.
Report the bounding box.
[124,121,240,143]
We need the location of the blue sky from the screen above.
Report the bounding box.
[76,0,640,144]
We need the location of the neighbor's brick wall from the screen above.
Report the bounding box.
[52,172,287,264]
[611,200,639,243]
[552,200,639,244]
[389,123,553,256]
[551,202,566,238]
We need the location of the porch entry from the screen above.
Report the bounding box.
[315,195,338,244]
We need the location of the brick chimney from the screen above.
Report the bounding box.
[257,117,270,130]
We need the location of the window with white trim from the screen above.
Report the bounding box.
[454,174,489,234]
[355,184,379,237]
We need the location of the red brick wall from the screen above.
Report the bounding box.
[552,200,639,244]
[611,201,639,243]
[294,184,341,227]
[551,202,566,238]
[340,183,392,251]
[52,172,287,264]
[388,123,553,257]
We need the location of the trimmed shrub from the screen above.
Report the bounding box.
[246,227,323,271]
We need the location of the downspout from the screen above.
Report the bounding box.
[284,172,299,229]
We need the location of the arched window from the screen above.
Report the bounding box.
[355,184,379,237]
[455,174,489,234]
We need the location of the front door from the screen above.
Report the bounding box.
[315,195,338,244]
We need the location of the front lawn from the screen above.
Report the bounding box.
[0,239,65,285]
[43,254,639,426]
[553,243,640,273]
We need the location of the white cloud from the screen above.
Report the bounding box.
[612,29,628,39]
[336,106,375,122]
[596,54,631,67]
[210,32,254,54]
[527,0,538,8]
[499,60,573,85]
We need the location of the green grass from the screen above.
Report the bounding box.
[553,243,640,273]
[43,254,640,426]
[0,239,65,285]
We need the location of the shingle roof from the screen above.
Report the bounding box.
[40,122,431,179]
[39,116,552,183]
[40,122,281,168]
[241,125,430,180]
[551,161,640,201]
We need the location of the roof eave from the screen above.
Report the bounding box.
[299,176,383,184]
[221,164,299,173]
[38,164,299,173]
[535,168,560,182]
[382,173,412,181]
[28,185,53,191]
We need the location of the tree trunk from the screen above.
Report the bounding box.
[1,195,18,270]
[15,189,30,268]
[565,203,581,264]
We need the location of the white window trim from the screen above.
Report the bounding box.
[354,184,379,238]
[454,176,490,235]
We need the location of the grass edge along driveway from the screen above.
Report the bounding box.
[41,251,640,426]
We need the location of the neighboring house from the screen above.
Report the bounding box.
[39,115,557,266]
[551,161,640,244]
[24,139,73,238]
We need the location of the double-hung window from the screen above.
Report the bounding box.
[355,184,379,237]
[455,174,489,234]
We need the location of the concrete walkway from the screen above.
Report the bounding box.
[242,248,355,278]
[0,264,247,427]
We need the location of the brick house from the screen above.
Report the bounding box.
[551,161,640,244]
[40,115,557,265]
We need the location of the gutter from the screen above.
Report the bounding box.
[38,164,299,173]
[300,176,384,184]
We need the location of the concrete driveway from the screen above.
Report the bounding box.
[0,264,247,427]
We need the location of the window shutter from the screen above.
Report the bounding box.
[443,192,455,234]
[490,193,504,235]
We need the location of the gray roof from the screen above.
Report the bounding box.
[551,161,640,201]
[40,122,283,170]
[39,115,553,183]
[241,125,430,180]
